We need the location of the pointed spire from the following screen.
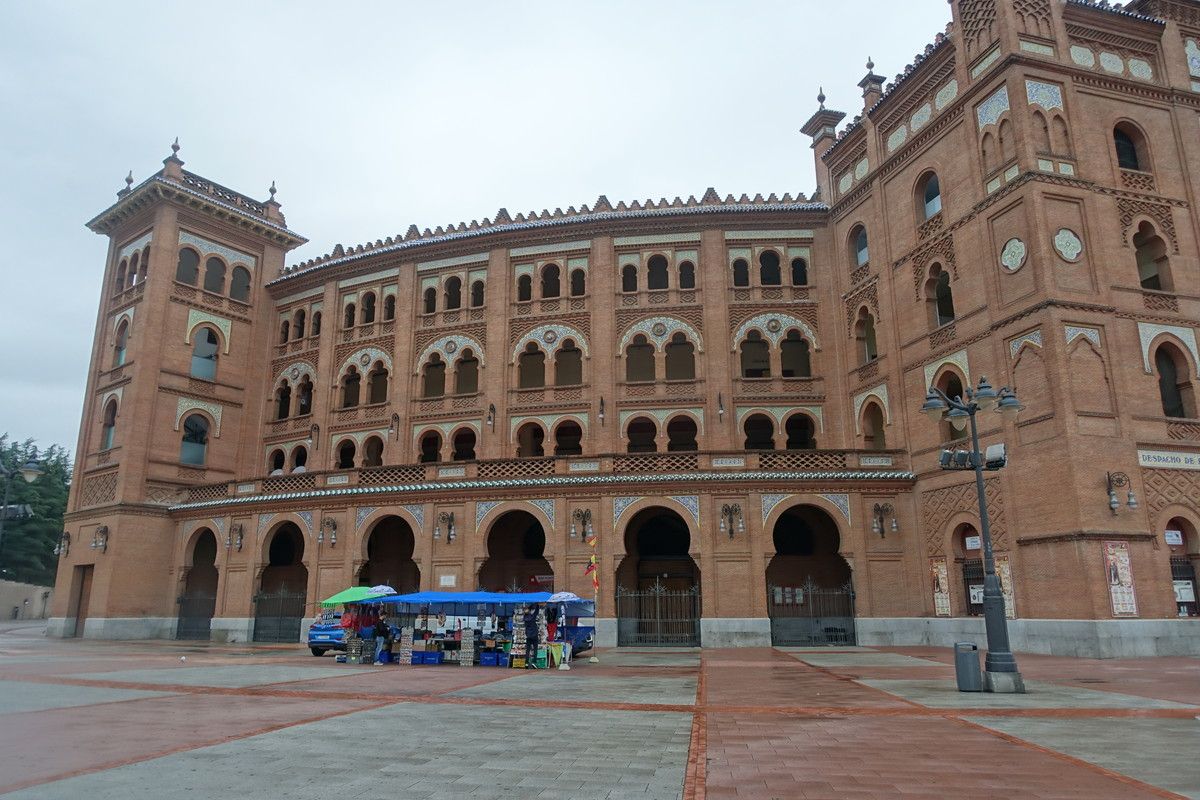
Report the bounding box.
[117,170,134,198]
[817,87,826,109]
[171,137,180,157]
[161,136,184,178]
[269,180,277,200]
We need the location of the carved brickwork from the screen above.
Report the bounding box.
[508,313,590,349]
[911,234,957,299]
[1120,169,1157,193]
[1167,422,1200,442]
[1118,198,1178,253]
[79,470,119,507]
[916,213,945,241]
[843,280,880,337]
[1142,468,1200,528]
[414,324,485,359]
[728,304,818,335]
[959,0,998,59]
[1142,291,1180,314]
[1013,0,1052,38]
[921,477,1007,556]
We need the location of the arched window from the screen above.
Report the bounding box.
[1052,115,1073,157]
[732,258,750,287]
[343,303,356,329]
[621,264,638,293]
[1033,110,1051,154]
[126,253,138,288]
[471,280,485,307]
[981,132,997,175]
[113,320,129,367]
[115,260,127,293]
[740,330,770,378]
[311,311,322,337]
[455,349,479,394]
[1156,344,1196,419]
[570,269,586,296]
[341,366,361,408]
[422,354,446,398]
[203,257,226,294]
[362,436,384,467]
[555,339,583,386]
[999,118,1015,163]
[180,414,209,465]
[937,372,968,442]
[679,261,696,289]
[855,309,878,364]
[791,258,808,286]
[444,277,462,310]
[292,310,306,339]
[361,292,376,324]
[666,416,698,452]
[925,266,956,328]
[759,251,782,285]
[383,295,396,321]
[553,421,582,456]
[176,248,200,284]
[517,274,533,302]
[423,287,437,314]
[918,172,942,221]
[518,342,546,388]
[101,399,117,450]
[190,327,219,380]
[296,377,313,416]
[291,445,308,471]
[275,381,292,420]
[452,429,476,461]
[785,414,816,450]
[1133,222,1171,291]
[229,267,251,302]
[269,449,285,474]
[337,439,356,469]
[418,432,441,463]
[862,403,886,450]
[367,361,388,404]
[626,417,657,453]
[278,320,290,345]
[851,226,869,267]
[743,414,774,450]
[665,333,695,380]
[625,334,655,382]
[1114,124,1148,171]
[780,331,811,377]
[541,264,561,298]
[647,255,669,290]
[516,422,545,458]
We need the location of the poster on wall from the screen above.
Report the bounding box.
[996,554,1015,619]
[930,557,951,617]
[1103,540,1138,617]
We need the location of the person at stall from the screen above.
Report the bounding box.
[374,609,392,664]
[339,605,359,634]
[546,605,558,642]
[523,605,540,669]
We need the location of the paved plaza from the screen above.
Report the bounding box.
[1,623,1198,799]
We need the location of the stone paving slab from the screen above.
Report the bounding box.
[969,716,1200,800]
[791,652,945,668]
[75,663,373,687]
[0,680,174,715]
[860,678,1198,709]
[5,701,692,800]
[451,672,698,706]
[776,645,877,652]
[595,649,701,668]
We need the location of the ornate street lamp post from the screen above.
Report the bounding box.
[0,451,43,562]
[921,376,1026,693]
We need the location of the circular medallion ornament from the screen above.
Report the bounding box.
[651,322,667,337]
[542,329,558,345]
[444,340,457,354]
[766,318,782,334]
[290,367,301,380]
[359,353,371,367]
[1053,228,1083,262]
[1000,238,1027,272]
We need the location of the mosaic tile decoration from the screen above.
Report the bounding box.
[935,79,958,111]
[273,360,318,387]
[1025,80,1063,111]
[976,84,1009,128]
[760,493,791,524]
[179,230,256,269]
[1008,329,1043,358]
[923,349,971,391]
[1064,325,1101,348]
[734,312,818,349]
[118,232,153,261]
[297,510,313,536]
[618,316,704,352]
[1053,229,1083,262]
[338,347,393,376]
[417,334,486,370]
[403,504,425,530]
[257,513,276,537]
[1137,322,1200,374]
[851,385,890,435]
[613,496,641,522]
[356,507,378,530]
[1070,45,1096,67]
[1000,238,1027,272]
[669,496,700,526]
[818,493,851,523]
[175,397,223,436]
[512,324,589,360]
[186,309,232,354]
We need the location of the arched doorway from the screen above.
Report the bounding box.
[477,510,554,592]
[359,515,420,593]
[615,507,701,646]
[766,505,855,645]
[254,522,309,642]
[1167,516,1199,617]
[952,523,985,617]
[177,529,218,640]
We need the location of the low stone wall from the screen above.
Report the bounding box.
[0,579,53,620]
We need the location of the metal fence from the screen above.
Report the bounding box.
[253,588,307,643]
[767,580,856,646]
[616,580,700,646]
[176,592,216,640]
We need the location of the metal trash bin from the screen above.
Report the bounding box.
[954,641,982,692]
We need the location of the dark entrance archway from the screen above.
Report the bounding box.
[615,507,701,646]
[254,522,308,642]
[766,505,855,646]
[358,515,420,593]
[477,510,554,592]
[177,528,218,640]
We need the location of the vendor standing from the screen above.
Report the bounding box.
[523,606,539,668]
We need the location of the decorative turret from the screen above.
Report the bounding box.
[858,58,885,111]
[800,88,846,201]
[161,137,184,180]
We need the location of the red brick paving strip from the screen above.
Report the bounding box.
[683,654,708,800]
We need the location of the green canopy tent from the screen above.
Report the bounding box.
[320,585,395,607]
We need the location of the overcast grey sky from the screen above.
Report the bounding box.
[0,1,950,457]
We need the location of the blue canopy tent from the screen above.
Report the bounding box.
[366,590,594,617]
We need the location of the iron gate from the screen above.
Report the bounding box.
[253,589,307,643]
[768,579,856,646]
[616,580,700,646]
[176,591,216,640]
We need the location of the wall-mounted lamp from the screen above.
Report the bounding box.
[872,502,898,537]
[719,503,744,538]
[598,397,605,425]
[53,531,70,557]
[435,511,455,542]
[90,525,109,553]
[718,393,725,420]
[388,413,400,440]
[486,403,496,430]
[224,523,244,551]
[319,517,338,547]
[571,508,594,539]
[309,423,320,450]
[1106,472,1138,515]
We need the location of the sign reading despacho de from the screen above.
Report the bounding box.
[1138,449,1200,470]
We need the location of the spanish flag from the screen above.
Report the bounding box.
[584,561,597,576]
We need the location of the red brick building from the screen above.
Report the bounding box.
[54,0,1200,655]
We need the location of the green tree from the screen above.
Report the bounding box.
[0,436,71,586]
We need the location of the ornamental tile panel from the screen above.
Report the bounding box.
[1138,322,1200,374]
[619,407,705,433]
[854,158,869,180]
[297,511,313,536]
[935,79,958,111]
[613,496,641,522]
[1000,238,1027,272]
[274,360,318,387]
[257,513,276,537]
[1024,80,1063,111]
[1008,330,1043,358]
[186,309,232,353]
[356,506,378,530]
[512,324,589,360]
[417,335,485,369]
[403,504,425,530]
[618,316,704,352]
[712,457,745,468]
[975,85,1009,128]
[339,347,393,375]
[509,413,589,437]
[887,126,909,152]
[910,103,933,132]
[1064,325,1101,348]
[1070,45,1096,67]
[1053,229,1083,262]
[819,492,851,524]
[1187,39,1200,78]
[1127,59,1153,81]
[531,499,556,529]
[923,349,971,390]
[175,397,223,436]
[476,500,501,526]
[670,496,700,526]
[568,461,600,472]
[734,313,818,349]
[1099,51,1125,74]
[760,493,791,524]
[852,385,890,434]
[179,230,256,268]
[118,232,153,261]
